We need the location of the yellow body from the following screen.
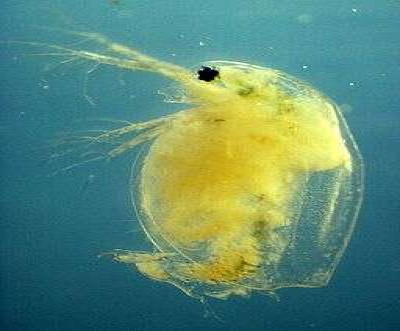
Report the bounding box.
[138,77,350,289]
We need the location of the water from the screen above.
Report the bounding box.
[1,1,399,330]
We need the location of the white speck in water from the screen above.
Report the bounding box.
[199,41,205,47]
[297,13,313,24]
[38,79,50,90]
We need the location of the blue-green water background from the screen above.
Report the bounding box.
[1,1,399,330]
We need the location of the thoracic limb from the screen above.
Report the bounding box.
[49,113,176,175]
[79,114,174,157]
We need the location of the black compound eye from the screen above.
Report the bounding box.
[197,66,219,82]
